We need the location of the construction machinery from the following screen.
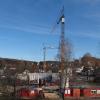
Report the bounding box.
[51,6,71,100]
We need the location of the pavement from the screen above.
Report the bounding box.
[44,92,60,100]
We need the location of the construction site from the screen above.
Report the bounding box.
[0,0,100,100]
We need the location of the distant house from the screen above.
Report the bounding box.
[17,69,30,81]
[75,66,84,74]
[0,69,4,75]
[94,67,100,82]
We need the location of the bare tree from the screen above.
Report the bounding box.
[64,39,73,62]
[56,38,73,63]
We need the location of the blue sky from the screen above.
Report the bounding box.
[0,0,100,61]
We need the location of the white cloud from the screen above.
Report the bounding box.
[0,24,53,35]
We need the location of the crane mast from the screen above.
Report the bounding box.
[55,6,65,72]
[59,14,65,72]
[51,7,70,99]
[57,8,68,96]
[57,7,65,73]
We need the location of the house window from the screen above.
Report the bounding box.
[91,90,97,94]
[97,90,100,94]
[68,90,70,94]
[65,90,67,94]
[65,89,70,94]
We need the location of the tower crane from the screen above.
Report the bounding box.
[51,6,65,72]
[51,6,70,99]
[56,7,67,95]
[57,7,65,72]
[43,45,58,71]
